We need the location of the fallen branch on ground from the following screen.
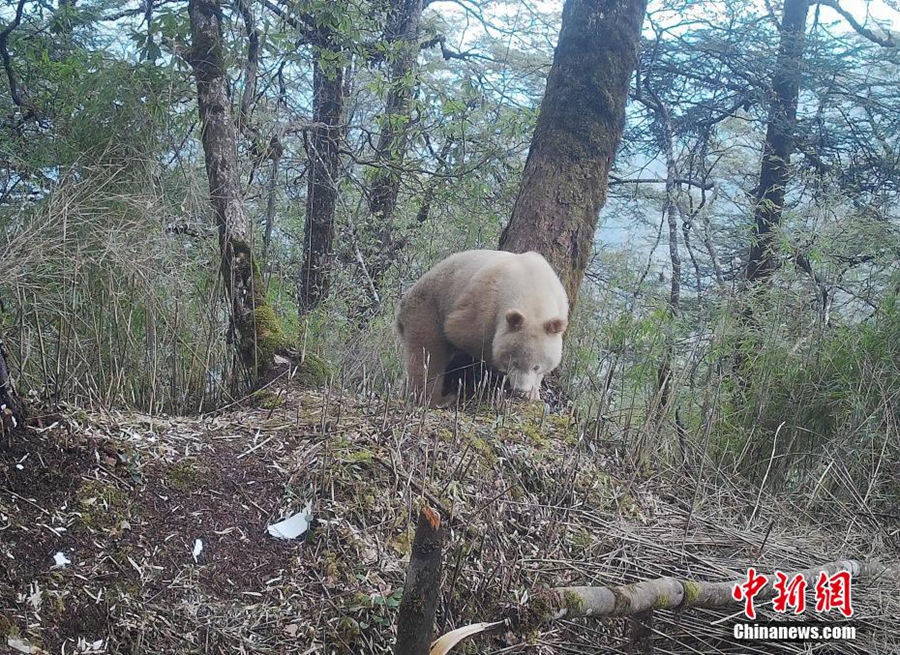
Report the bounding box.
[430,559,899,653]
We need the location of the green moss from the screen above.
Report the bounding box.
[562,590,586,615]
[517,421,550,448]
[360,492,377,509]
[322,550,351,581]
[653,593,673,609]
[330,435,352,450]
[390,529,413,555]
[336,616,361,642]
[612,589,632,614]
[295,353,332,388]
[617,493,643,517]
[76,480,130,530]
[570,527,593,550]
[340,449,373,465]
[464,433,497,465]
[681,580,702,605]
[226,238,287,379]
[252,390,284,409]
[45,593,66,619]
[240,304,285,374]
[515,588,559,628]
[167,458,206,492]
[0,614,18,637]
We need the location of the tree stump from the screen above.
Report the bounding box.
[394,505,444,655]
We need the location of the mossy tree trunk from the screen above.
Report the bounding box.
[360,0,424,317]
[188,0,279,382]
[298,40,345,315]
[744,0,810,283]
[499,0,648,310]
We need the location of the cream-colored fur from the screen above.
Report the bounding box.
[395,249,569,407]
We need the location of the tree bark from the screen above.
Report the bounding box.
[298,50,345,315]
[360,0,424,314]
[499,0,648,310]
[0,339,24,448]
[744,0,810,283]
[0,0,36,120]
[188,0,280,381]
[394,506,443,655]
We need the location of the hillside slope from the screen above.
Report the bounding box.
[1,381,897,654]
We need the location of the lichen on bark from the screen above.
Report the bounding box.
[188,0,283,382]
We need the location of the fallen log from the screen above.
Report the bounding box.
[547,559,896,620]
[430,559,899,654]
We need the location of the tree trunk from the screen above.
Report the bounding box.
[360,0,424,315]
[394,506,443,655]
[0,339,24,448]
[188,0,280,381]
[634,87,682,417]
[744,0,810,283]
[499,0,648,310]
[298,53,345,315]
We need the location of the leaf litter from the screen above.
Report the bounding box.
[0,382,897,653]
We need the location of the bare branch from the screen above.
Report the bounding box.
[235,0,259,128]
[609,175,714,191]
[420,33,494,61]
[815,0,896,47]
[0,0,36,119]
[262,0,320,45]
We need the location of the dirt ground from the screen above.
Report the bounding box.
[1,381,898,654]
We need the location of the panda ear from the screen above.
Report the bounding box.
[505,309,525,331]
[544,317,567,334]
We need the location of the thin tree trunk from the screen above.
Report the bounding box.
[298,52,344,315]
[188,0,280,381]
[236,0,259,132]
[744,0,810,283]
[262,152,280,266]
[656,158,679,415]
[394,506,443,655]
[0,339,24,448]
[499,0,648,310]
[361,0,424,315]
[635,87,679,414]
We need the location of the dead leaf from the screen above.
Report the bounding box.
[430,621,504,655]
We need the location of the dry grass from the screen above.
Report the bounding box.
[1,372,898,654]
[2,165,237,415]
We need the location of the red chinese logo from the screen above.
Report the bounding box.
[815,570,854,618]
[734,568,854,619]
[732,567,769,619]
[772,571,807,614]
